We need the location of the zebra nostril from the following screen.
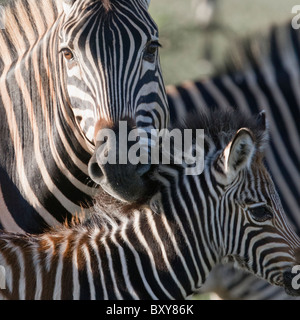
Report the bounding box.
[88,160,103,183]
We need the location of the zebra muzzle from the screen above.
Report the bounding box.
[88,123,153,202]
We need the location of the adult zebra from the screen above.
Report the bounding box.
[0,0,169,233]
[0,109,300,300]
[166,22,300,299]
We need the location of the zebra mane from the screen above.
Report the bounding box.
[171,108,268,155]
[100,0,112,12]
[216,21,298,76]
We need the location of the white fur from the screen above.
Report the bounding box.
[62,0,76,16]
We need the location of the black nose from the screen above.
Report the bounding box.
[283,269,300,296]
[88,147,152,186]
[88,155,104,183]
[88,162,151,202]
[88,139,152,202]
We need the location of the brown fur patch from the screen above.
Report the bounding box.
[101,0,113,12]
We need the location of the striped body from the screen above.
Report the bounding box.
[0,109,300,300]
[0,0,169,233]
[166,23,300,299]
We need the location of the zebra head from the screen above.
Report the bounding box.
[208,111,300,295]
[59,0,168,202]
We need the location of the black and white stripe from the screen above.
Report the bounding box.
[0,109,299,300]
[0,0,169,233]
[166,22,300,299]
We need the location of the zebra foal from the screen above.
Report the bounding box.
[0,109,300,300]
[166,22,300,299]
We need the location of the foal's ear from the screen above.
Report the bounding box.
[213,128,256,185]
[62,0,76,16]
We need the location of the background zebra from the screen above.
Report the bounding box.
[166,22,300,299]
[0,0,169,234]
[0,109,300,300]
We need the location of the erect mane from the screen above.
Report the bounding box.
[171,108,268,153]
[101,0,112,12]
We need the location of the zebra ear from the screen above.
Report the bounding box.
[214,128,256,185]
[62,0,76,16]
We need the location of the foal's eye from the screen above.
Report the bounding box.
[60,48,74,61]
[248,205,273,223]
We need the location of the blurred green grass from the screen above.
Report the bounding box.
[1,0,298,85]
[150,0,299,85]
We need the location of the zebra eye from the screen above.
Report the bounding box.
[143,41,161,63]
[248,205,273,223]
[61,48,74,61]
